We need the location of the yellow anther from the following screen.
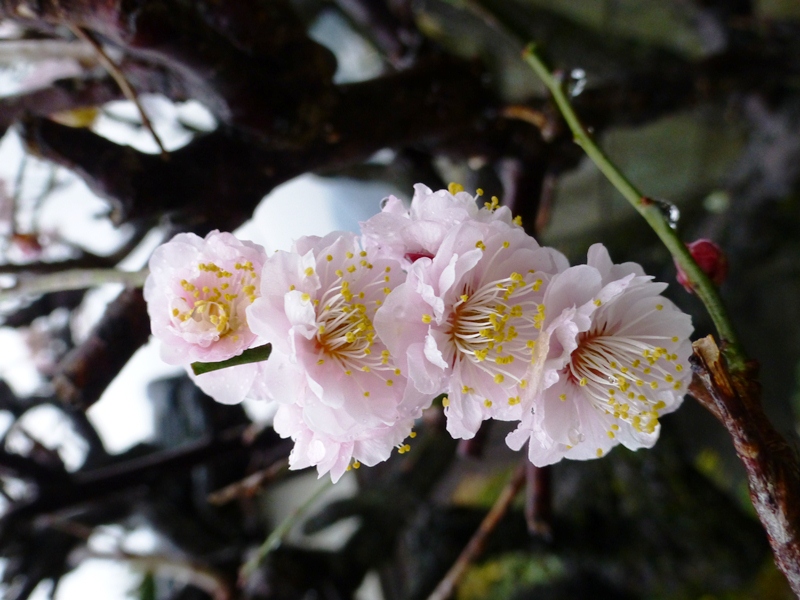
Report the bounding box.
[353,461,360,469]
[476,187,484,196]
[460,294,469,302]
[559,394,567,401]
[346,252,354,259]
[363,391,370,397]
[656,304,663,311]
[675,364,683,372]
[386,380,394,386]
[476,240,486,251]
[494,374,504,384]
[301,293,311,302]
[172,308,179,317]
[513,215,523,226]
[596,448,604,457]
[448,182,465,195]
[410,431,417,438]
[421,314,432,324]
[484,399,493,407]
[607,431,615,439]
[442,396,450,407]
[594,299,602,306]
[579,377,588,387]
[671,336,679,343]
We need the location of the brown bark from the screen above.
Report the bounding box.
[691,335,800,597]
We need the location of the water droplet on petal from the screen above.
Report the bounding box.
[568,427,584,445]
[379,196,391,210]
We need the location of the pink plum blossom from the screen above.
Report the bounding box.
[144,230,267,404]
[246,231,429,482]
[360,183,520,268]
[506,244,693,466]
[374,219,569,440]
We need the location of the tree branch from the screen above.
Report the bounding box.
[690,335,800,598]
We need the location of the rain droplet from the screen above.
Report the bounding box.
[652,198,680,229]
[568,68,587,97]
[568,427,585,446]
[607,375,619,385]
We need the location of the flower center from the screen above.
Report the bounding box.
[171,260,258,339]
[447,271,544,384]
[313,261,397,380]
[568,324,684,434]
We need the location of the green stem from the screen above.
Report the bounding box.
[0,267,149,303]
[522,44,746,374]
[191,344,273,376]
[239,478,333,580]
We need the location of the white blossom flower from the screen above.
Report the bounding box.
[360,183,520,268]
[506,244,693,466]
[375,219,569,440]
[144,230,267,404]
[246,231,428,482]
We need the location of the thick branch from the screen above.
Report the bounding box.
[51,288,150,411]
[0,0,337,143]
[3,425,288,525]
[690,335,800,597]
[21,55,490,227]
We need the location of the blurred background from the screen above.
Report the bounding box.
[0,0,799,598]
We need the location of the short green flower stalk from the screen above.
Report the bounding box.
[522,44,746,375]
[190,343,272,376]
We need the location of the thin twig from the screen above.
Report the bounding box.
[0,39,97,63]
[239,478,333,582]
[85,549,232,600]
[521,44,746,374]
[0,267,148,303]
[525,462,552,538]
[427,462,527,600]
[64,24,168,158]
[207,457,289,506]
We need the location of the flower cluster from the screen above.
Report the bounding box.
[144,185,693,481]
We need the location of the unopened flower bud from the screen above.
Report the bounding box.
[675,239,728,294]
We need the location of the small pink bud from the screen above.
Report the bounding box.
[12,233,43,259]
[675,239,728,293]
[404,251,434,263]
